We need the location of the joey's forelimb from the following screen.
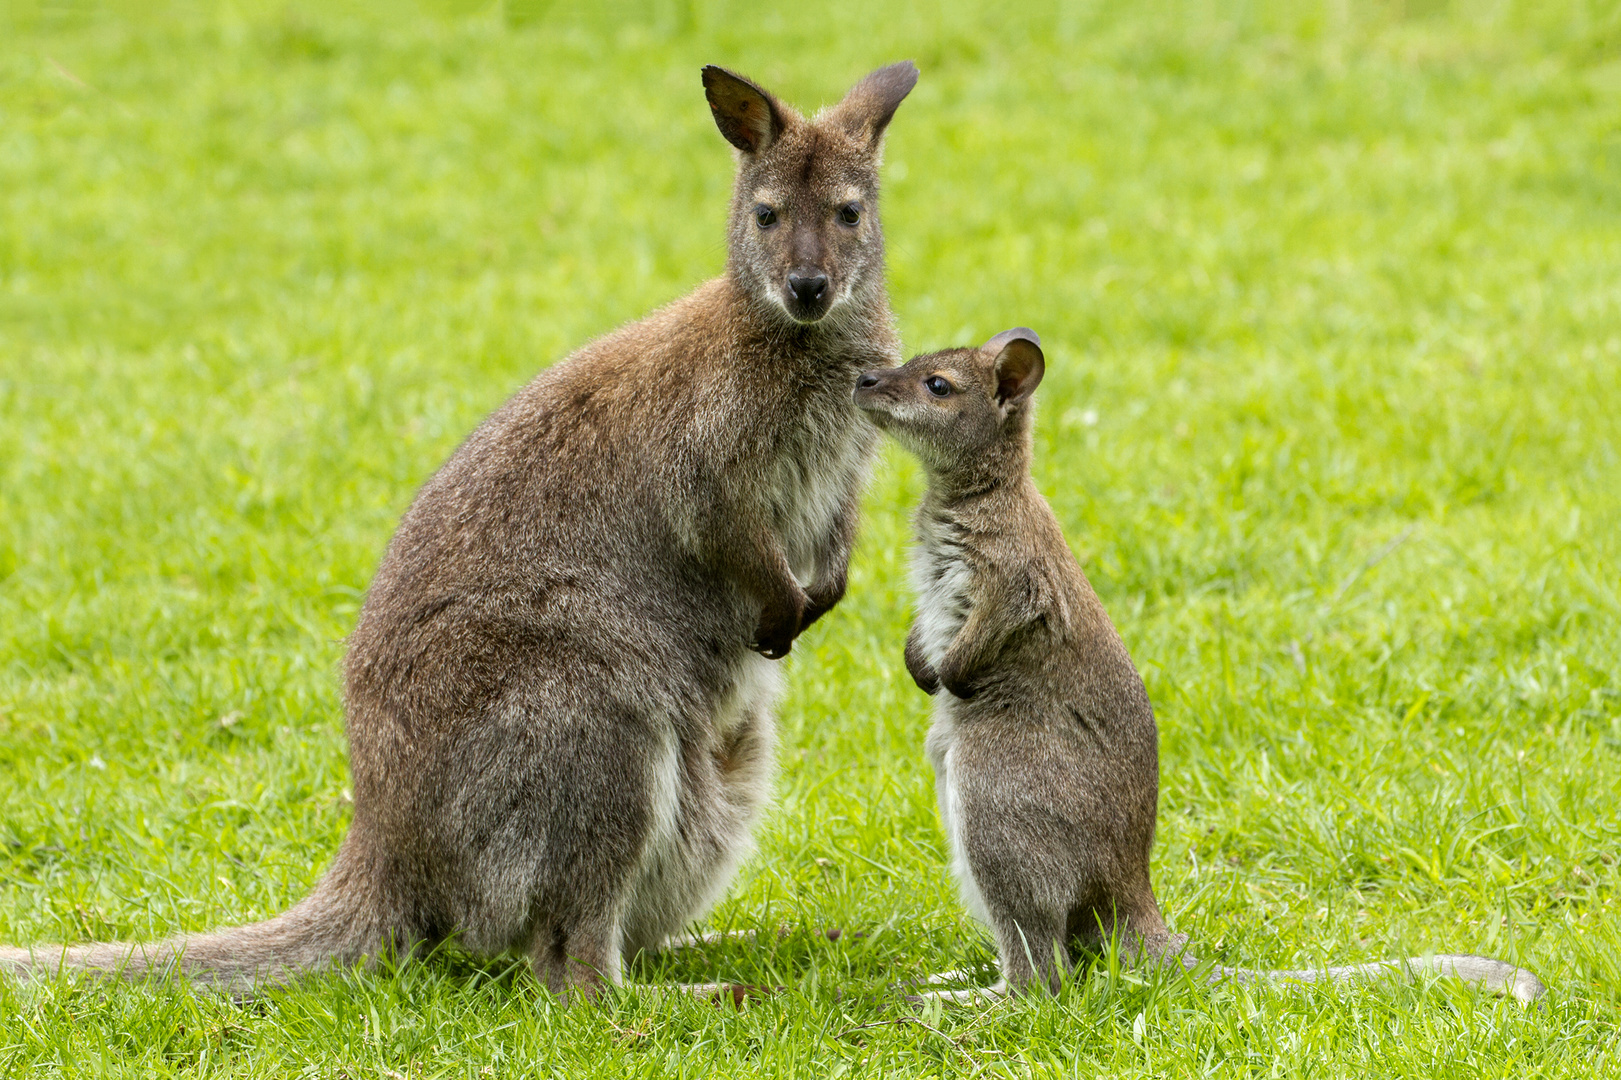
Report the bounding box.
[905,623,939,694]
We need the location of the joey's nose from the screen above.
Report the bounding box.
[787,273,828,305]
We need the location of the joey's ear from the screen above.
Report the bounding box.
[824,60,919,151]
[703,65,790,154]
[985,328,1045,406]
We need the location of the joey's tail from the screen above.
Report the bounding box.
[905,931,1548,1006]
[1179,947,1547,1005]
[0,842,400,996]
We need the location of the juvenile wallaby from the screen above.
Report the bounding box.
[0,62,918,1001]
[853,329,1546,1006]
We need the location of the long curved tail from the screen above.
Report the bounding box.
[0,845,396,996]
[1199,952,1547,1005]
[911,946,1547,1006]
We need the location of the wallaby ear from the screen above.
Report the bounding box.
[985,328,1045,406]
[824,60,919,151]
[703,65,790,155]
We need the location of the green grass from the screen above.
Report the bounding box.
[2,0,1619,1074]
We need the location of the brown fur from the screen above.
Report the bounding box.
[0,61,918,1001]
[855,330,1547,1006]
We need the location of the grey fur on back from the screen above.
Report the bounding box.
[0,61,918,1001]
[854,331,1547,1007]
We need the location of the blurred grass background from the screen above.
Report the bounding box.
[0,0,1618,1075]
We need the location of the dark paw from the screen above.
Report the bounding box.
[904,637,940,695]
[910,667,941,695]
[751,600,803,660]
[799,576,847,633]
[798,598,833,634]
[748,630,794,660]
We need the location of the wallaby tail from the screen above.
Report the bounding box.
[1198,953,1547,1006]
[0,844,398,997]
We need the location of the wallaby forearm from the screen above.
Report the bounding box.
[936,609,999,697]
[904,621,940,694]
[801,497,861,630]
[937,588,1032,697]
[720,529,808,659]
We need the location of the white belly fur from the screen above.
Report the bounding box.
[622,652,781,955]
[926,702,990,927]
[910,517,972,668]
[913,520,988,925]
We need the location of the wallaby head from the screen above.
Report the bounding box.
[703,61,917,326]
[853,327,1045,482]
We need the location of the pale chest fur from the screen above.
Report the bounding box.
[772,404,873,584]
[909,510,976,668]
[912,508,990,925]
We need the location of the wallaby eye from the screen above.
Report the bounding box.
[924,375,951,398]
[838,202,862,226]
[755,204,778,229]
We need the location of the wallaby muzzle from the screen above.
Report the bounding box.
[784,271,833,322]
[852,367,904,420]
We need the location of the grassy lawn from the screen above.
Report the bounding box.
[2,0,1619,1074]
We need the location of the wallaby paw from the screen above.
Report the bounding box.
[748,635,793,660]
[799,579,846,632]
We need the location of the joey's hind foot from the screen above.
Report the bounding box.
[903,977,1008,1006]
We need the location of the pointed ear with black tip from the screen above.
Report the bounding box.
[984,328,1045,407]
[824,60,919,151]
[703,65,790,155]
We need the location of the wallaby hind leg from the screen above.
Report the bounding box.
[528,918,621,1003]
[1066,892,1182,968]
[544,925,789,1008]
[993,910,1068,995]
[901,910,1065,1006]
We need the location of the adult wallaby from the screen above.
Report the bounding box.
[852,329,1547,1006]
[0,61,918,1001]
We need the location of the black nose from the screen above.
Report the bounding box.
[857,373,880,389]
[787,273,828,305]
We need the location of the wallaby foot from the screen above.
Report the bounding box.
[898,912,1066,1006]
[906,975,1008,1005]
[658,925,856,953]
[529,923,620,1004]
[1132,930,1196,971]
[994,914,1069,995]
[624,981,783,1007]
[678,981,786,1007]
[660,929,762,952]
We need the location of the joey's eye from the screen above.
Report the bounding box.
[755,204,778,229]
[838,202,862,226]
[924,376,951,397]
